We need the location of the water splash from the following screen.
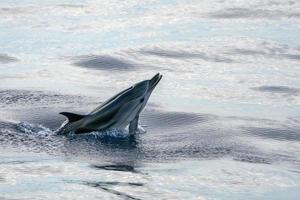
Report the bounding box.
[16,122,54,136]
[89,129,129,139]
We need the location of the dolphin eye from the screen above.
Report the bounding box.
[140,98,144,103]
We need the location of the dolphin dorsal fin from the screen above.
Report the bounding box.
[59,112,86,123]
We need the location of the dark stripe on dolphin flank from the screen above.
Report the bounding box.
[87,107,120,130]
[90,86,133,114]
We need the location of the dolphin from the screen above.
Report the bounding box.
[57,73,162,136]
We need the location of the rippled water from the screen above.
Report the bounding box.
[1,0,300,199]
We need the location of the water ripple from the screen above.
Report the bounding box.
[0,53,19,64]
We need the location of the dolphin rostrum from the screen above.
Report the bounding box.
[57,73,162,136]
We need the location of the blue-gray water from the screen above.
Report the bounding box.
[0,0,300,199]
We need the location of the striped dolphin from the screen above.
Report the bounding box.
[57,73,162,136]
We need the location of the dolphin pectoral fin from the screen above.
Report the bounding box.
[59,112,86,123]
[129,115,139,136]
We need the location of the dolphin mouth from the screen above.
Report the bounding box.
[149,73,162,91]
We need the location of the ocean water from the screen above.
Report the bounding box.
[0,0,300,199]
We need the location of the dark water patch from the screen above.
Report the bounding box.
[7,107,78,130]
[233,153,271,164]
[207,8,300,19]
[57,4,85,8]
[0,159,46,165]
[241,126,300,141]
[62,132,235,162]
[260,1,296,7]
[91,164,138,173]
[73,55,138,71]
[0,7,27,15]
[226,45,300,61]
[229,48,269,56]
[138,138,237,162]
[251,86,300,96]
[0,90,94,108]
[0,54,18,64]
[140,111,215,131]
[83,181,142,200]
[85,181,143,187]
[66,133,138,150]
[283,53,300,60]
[0,197,20,200]
[138,48,233,63]
[289,169,300,174]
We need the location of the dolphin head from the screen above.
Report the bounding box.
[111,73,162,128]
[133,73,162,113]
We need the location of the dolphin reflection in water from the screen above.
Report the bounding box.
[57,73,162,136]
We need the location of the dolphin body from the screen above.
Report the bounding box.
[57,73,162,136]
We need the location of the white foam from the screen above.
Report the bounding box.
[16,122,53,136]
[89,128,129,139]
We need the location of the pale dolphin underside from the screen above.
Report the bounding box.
[57,73,162,136]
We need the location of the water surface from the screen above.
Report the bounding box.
[1,0,300,199]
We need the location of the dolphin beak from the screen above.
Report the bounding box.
[149,73,163,91]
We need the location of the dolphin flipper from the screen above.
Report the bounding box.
[129,115,139,136]
[60,112,86,123]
